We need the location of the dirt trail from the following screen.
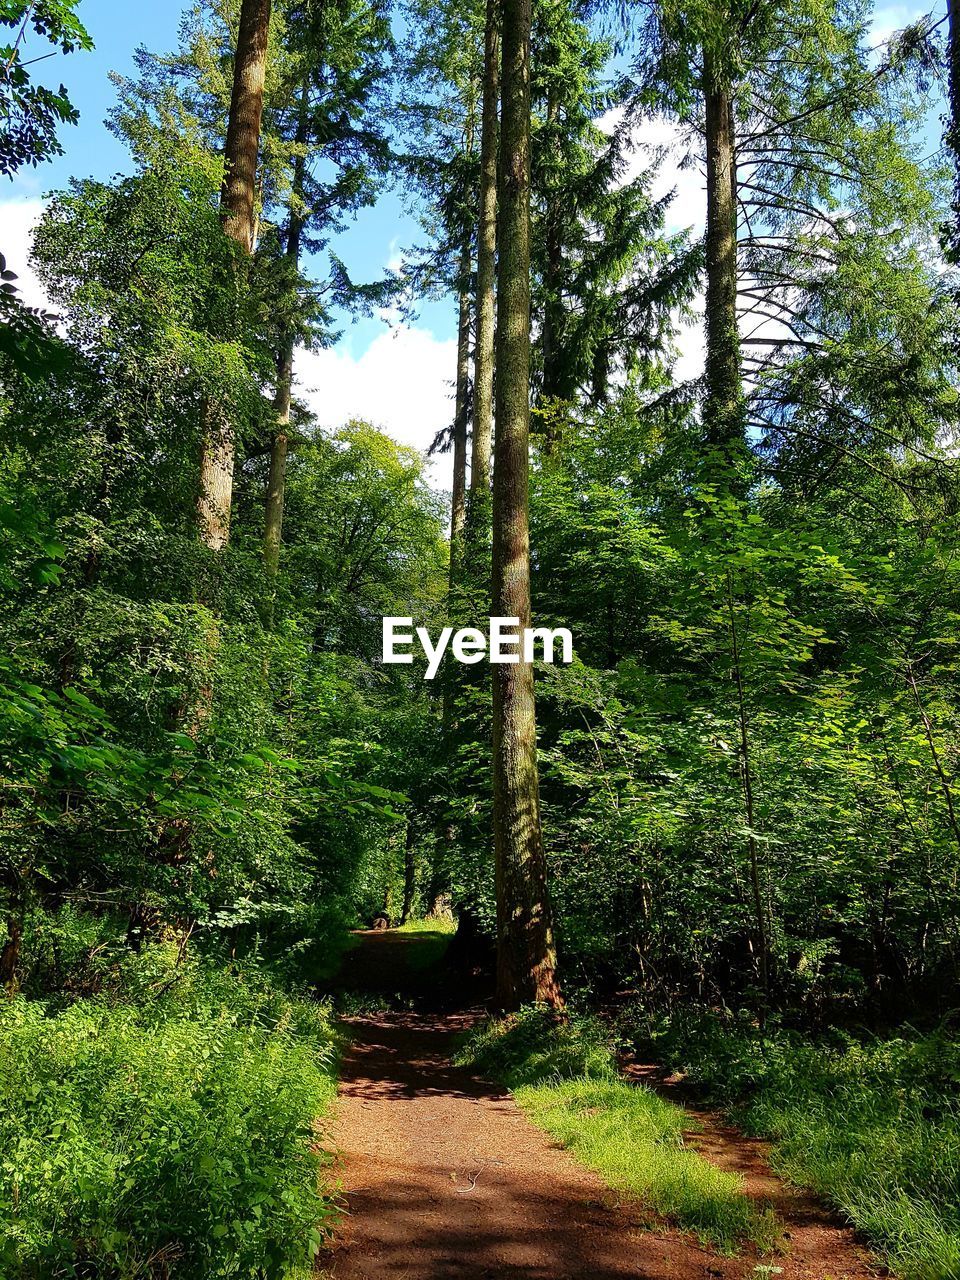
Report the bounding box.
[320,933,883,1280]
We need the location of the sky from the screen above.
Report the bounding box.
[0,0,943,489]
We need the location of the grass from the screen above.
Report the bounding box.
[637,1010,960,1280]
[393,915,457,935]
[456,1007,780,1255]
[393,916,455,972]
[0,940,339,1279]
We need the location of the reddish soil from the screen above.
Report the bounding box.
[318,933,885,1280]
[627,1062,885,1280]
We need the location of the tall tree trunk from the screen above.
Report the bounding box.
[400,820,416,925]
[197,411,236,552]
[0,913,22,995]
[197,0,272,551]
[702,52,744,477]
[263,344,292,587]
[540,87,563,412]
[491,0,562,1012]
[442,93,478,734]
[221,0,272,253]
[263,86,309,613]
[468,0,499,539]
[449,234,473,579]
[441,245,473,735]
[947,0,960,259]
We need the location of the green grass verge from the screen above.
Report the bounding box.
[456,1008,779,1255]
[638,1010,960,1280]
[393,919,455,973]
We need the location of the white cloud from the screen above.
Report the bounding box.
[385,236,404,275]
[0,196,457,490]
[296,325,458,489]
[600,107,707,238]
[0,198,49,311]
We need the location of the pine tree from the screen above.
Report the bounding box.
[468,0,500,547]
[492,0,562,1010]
[198,0,272,552]
[260,0,393,612]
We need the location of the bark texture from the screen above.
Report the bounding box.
[469,0,499,528]
[197,0,272,552]
[264,91,309,595]
[491,0,561,1012]
[197,406,237,552]
[540,88,563,405]
[221,0,272,252]
[702,53,743,469]
[441,238,473,734]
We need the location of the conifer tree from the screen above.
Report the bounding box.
[260,0,393,609]
[198,0,272,552]
[468,0,500,547]
[491,0,562,1010]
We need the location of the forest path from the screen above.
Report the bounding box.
[319,932,882,1280]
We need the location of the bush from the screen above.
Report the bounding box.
[0,945,338,1279]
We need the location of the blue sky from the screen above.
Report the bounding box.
[3,0,464,484]
[0,0,945,487]
[5,0,453,346]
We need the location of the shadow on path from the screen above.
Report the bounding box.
[319,932,882,1279]
[321,1007,728,1280]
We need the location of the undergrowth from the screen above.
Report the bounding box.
[456,1007,780,1255]
[0,934,339,1279]
[636,1009,960,1280]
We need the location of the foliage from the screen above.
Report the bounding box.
[0,934,338,1279]
[1,0,960,1272]
[457,1008,780,1253]
[0,0,93,174]
[634,1010,960,1280]
[521,386,960,1018]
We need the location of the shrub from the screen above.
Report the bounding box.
[0,946,338,1279]
[636,1010,960,1280]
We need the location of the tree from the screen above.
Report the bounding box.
[198,0,272,553]
[946,0,960,259]
[0,0,92,176]
[630,0,943,486]
[491,0,561,1010]
[399,0,482,583]
[468,0,499,546]
[529,2,697,418]
[259,0,394,612]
